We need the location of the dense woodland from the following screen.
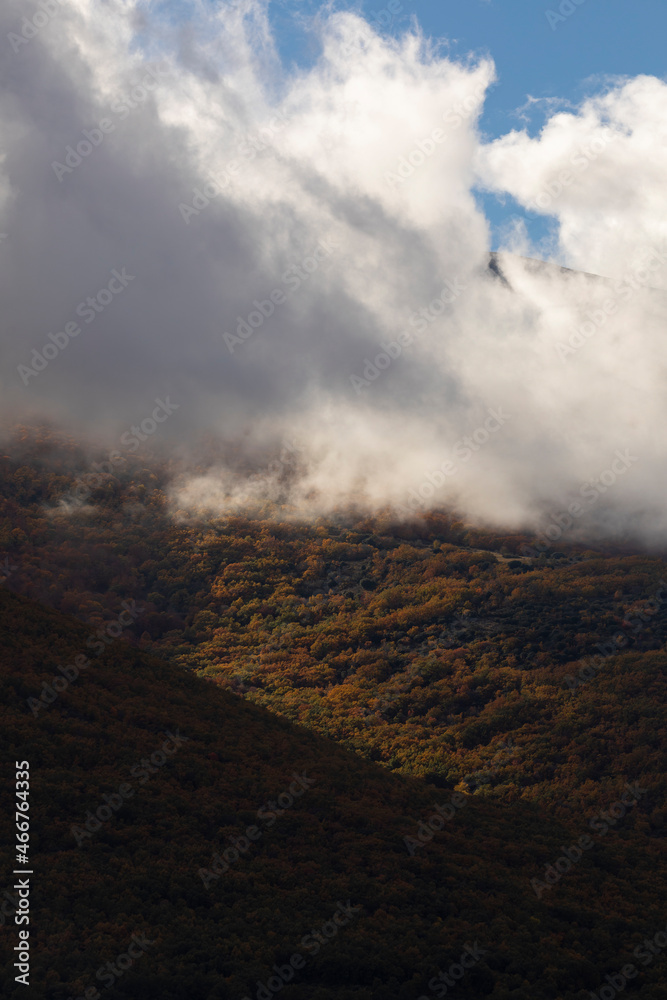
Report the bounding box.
[2,426,666,816]
[2,587,667,1000]
[1,425,667,998]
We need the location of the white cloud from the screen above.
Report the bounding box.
[477,75,667,281]
[1,0,667,542]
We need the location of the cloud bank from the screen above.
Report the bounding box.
[1,0,666,541]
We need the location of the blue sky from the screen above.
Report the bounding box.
[267,0,667,249]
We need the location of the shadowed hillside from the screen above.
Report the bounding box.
[1,586,667,1000]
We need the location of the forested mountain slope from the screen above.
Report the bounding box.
[1,586,667,1000]
[2,428,666,825]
